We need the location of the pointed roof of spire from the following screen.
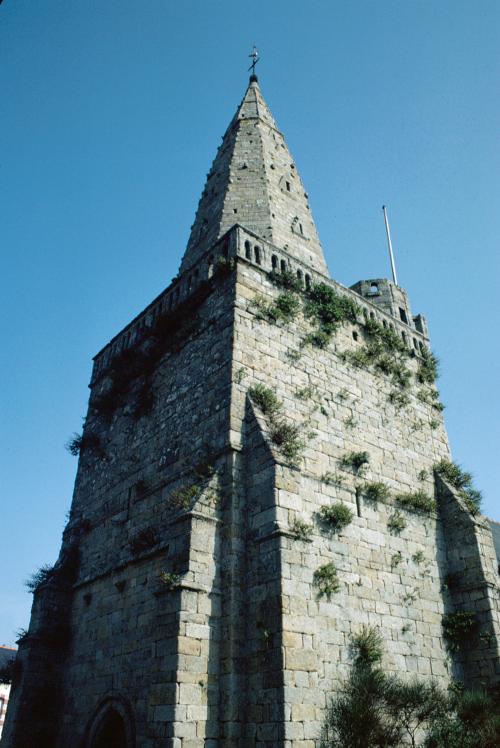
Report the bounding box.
[179,76,328,276]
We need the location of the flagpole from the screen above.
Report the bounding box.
[382,205,398,286]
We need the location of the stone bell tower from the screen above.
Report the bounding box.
[4,71,499,748]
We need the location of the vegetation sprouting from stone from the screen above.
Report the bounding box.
[249,383,305,465]
[303,282,360,345]
[16,628,29,645]
[313,562,341,600]
[339,317,443,411]
[387,510,407,535]
[351,626,384,666]
[442,611,479,652]
[363,482,391,503]
[169,483,203,510]
[412,550,425,565]
[290,518,314,542]
[434,459,482,514]
[318,503,354,532]
[391,551,403,569]
[253,290,301,324]
[25,564,55,593]
[417,387,444,411]
[321,629,500,747]
[321,472,343,488]
[417,348,439,385]
[389,390,410,410]
[425,687,500,748]
[66,432,104,458]
[158,571,182,590]
[267,272,361,348]
[268,269,304,293]
[269,419,305,463]
[91,278,217,423]
[248,384,282,416]
[343,414,357,430]
[340,451,370,473]
[295,385,317,400]
[396,490,436,514]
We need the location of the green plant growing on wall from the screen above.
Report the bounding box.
[388,511,407,535]
[295,385,317,400]
[351,625,384,666]
[391,550,403,569]
[411,418,425,433]
[402,589,417,605]
[248,384,282,416]
[25,564,55,593]
[343,414,357,430]
[15,629,29,645]
[340,451,369,473]
[321,472,343,488]
[363,482,390,503]
[286,347,302,362]
[290,518,314,542]
[442,611,479,652]
[336,388,349,402]
[272,291,302,323]
[318,503,354,533]
[269,419,305,463]
[303,329,331,349]
[417,348,439,385]
[321,628,500,748]
[396,490,436,514]
[234,367,247,384]
[253,290,301,324]
[389,390,411,410]
[313,562,341,600]
[434,459,482,515]
[158,571,182,590]
[417,469,429,482]
[170,483,202,510]
[303,282,360,347]
[66,431,104,458]
[269,269,304,293]
[429,418,440,431]
[249,384,306,465]
[412,550,425,565]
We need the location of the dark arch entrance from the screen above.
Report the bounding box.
[85,697,135,748]
[92,709,127,748]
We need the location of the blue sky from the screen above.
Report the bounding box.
[1,1,499,645]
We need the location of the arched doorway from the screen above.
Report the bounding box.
[85,697,135,748]
[92,709,126,748]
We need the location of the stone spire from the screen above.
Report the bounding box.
[179,76,329,276]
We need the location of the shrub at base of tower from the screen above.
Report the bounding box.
[320,627,500,748]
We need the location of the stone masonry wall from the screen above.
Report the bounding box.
[228,253,500,747]
[5,228,499,748]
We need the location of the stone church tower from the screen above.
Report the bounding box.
[4,74,500,748]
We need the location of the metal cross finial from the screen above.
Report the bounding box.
[248,45,259,76]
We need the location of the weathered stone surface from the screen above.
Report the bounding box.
[4,74,499,748]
